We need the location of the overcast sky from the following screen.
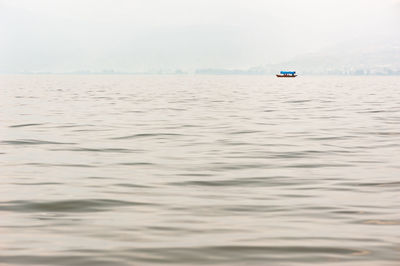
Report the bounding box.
[0,0,399,72]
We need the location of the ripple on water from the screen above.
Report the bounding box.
[1,139,75,145]
[1,75,399,265]
[0,245,377,266]
[111,133,183,139]
[9,123,44,128]
[0,199,154,213]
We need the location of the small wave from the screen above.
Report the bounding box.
[351,181,400,187]
[113,183,151,188]
[51,147,136,153]
[25,163,95,168]
[285,163,351,168]
[111,133,183,140]
[0,245,372,265]
[1,139,75,145]
[9,123,43,128]
[11,182,61,186]
[229,130,263,135]
[0,199,153,213]
[285,100,312,103]
[362,219,400,225]
[118,162,154,166]
[169,177,301,187]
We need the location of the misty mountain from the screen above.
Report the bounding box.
[275,37,400,75]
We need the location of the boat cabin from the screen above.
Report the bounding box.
[276,71,297,78]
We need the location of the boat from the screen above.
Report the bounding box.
[276,71,297,78]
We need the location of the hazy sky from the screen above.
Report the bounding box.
[1,0,399,72]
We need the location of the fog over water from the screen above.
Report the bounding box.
[1,0,399,72]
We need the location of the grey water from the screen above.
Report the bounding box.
[1,75,399,265]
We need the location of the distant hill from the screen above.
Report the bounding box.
[274,37,400,75]
[194,37,400,76]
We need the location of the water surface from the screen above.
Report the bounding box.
[1,75,399,265]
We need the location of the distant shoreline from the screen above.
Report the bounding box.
[1,73,400,76]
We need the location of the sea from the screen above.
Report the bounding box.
[1,75,399,265]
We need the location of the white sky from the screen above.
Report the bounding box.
[0,0,399,72]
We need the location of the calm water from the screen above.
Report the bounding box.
[1,75,399,265]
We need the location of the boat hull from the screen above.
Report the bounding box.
[276,75,297,78]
